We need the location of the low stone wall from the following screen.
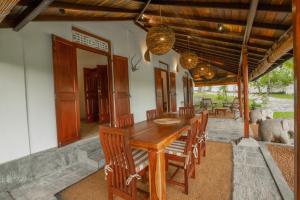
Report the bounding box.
[0,136,104,200]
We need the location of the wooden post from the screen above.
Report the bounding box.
[237,75,243,118]
[293,0,299,197]
[242,48,250,138]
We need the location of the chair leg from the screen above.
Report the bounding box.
[165,156,169,172]
[197,144,201,164]
[203,142,206,157]
[184,169,189,194]
[108,190,113,200]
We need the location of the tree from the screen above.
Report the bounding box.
[253,58,294,95]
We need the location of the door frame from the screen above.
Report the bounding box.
[154,67,171,112]
[72,27,114,126]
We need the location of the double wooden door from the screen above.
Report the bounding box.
[52,36,80,146]
[84,65,110,123]
[52,36,130,146]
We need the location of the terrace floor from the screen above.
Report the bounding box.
[0,117,292,200]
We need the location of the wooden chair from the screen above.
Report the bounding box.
[165,117,200,194]
[197,110,209,164]
[146,109,159,120]
[223,97,240,113]
[179,106,195,118]
[200,98,217,113]
[179,107,195,138]
[99,126,149,200]
[116,113,134,128]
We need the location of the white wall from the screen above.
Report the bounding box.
[0,21,190,164]
[76,48,108,119]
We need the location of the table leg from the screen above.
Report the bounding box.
[148,149,166,200]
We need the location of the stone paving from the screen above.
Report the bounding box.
[266,97,294,112]
[207,118,243,142]
[207,118,284,200]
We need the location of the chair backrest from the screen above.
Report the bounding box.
[184,117,201,154]
[179,106,195,118]
[232,97,239,104]
[99,126,137,199]
[116,113,134,128]
[202,98,212,107]
[146,109,159,120]
[201,110,209,134]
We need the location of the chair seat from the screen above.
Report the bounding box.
[165,140,187,157]
[132,149,149,172]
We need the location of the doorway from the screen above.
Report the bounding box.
[155,67,177,113]
[76,48,110,139]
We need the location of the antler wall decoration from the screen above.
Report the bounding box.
[130,54,142,72]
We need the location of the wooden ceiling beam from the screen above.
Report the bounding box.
[175,47,257,68]
[238,0,259,73]
[14,0,54,31]
[250,27,293,80]
[175,37,265,58]
[174,30,271,51]
[175,43,259,63]
[144,11,289,31]
[34,15,133,21]
[143,21,277,43]
[134,0,291,13]
[49,1,139,14]
[176,37,267,56]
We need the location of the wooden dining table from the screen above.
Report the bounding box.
[125,113,191,200]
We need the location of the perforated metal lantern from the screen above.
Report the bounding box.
[179,51,198,69]
[146,25,175,55]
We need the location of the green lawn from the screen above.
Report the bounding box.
[268,93,294,99]
[273,112,294,119]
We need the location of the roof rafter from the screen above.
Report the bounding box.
[238,0,259,72]
[175,42,262,62]
[144,11,289,31]
[143,21,277,43]
[134,0,291,13]
[14,0,54,31]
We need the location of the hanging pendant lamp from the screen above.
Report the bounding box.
[180,36,198,69]
[146,5,175,55]
[204,64,215,79]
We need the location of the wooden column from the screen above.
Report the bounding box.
[293,0,300,197]
[242,48,250,138]
[237,75,243,118]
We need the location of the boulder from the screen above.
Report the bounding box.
[250,108,273,123]
[258,119,292,144]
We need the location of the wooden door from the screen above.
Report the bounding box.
[189,79,194,106]
[183,76,188,106]
[170,72,177,112]
[52,35,80,146]
[97,65,110,123]
[155,68,164,113]
[113,55,130,119]
[84,68,99,122]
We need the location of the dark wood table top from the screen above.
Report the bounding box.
[127,113,190,150]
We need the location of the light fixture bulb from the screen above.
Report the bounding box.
[160,37,165,41]
[200,67,204,70]
[188,58,192,62]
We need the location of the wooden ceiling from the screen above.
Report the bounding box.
[0,0,293,84]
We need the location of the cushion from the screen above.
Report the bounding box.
[132,149,149,172]
[165,140,187,157]
[181,130,188,137]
